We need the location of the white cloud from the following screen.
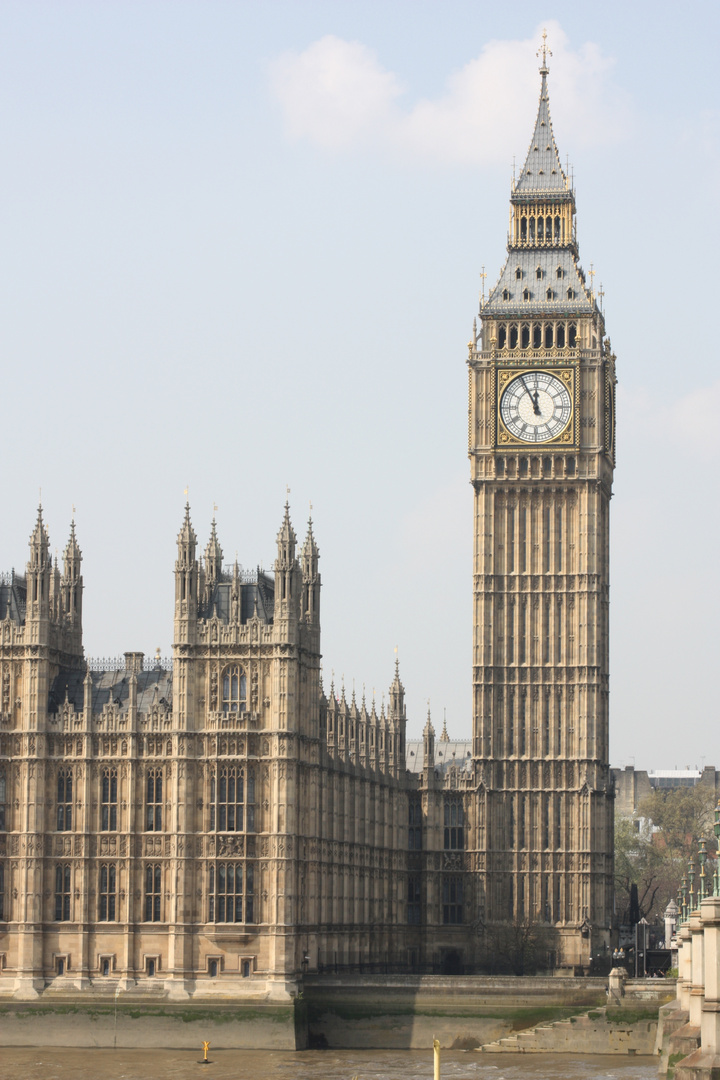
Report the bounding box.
[268,36,403,150]
[268,23,630,166]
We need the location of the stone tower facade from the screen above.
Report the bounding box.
[0,53,618,997]
[467,53,616,966]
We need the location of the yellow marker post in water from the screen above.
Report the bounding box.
[433,1036,441,1080]
[202,1040,211,1064]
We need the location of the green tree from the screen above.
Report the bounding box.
[614,814,664,923]
[615,784,718,925]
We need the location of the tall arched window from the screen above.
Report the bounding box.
[222,665,247,713]
[0,771,6,831]
[101,768,118,831]
[210,767,255,831]
[209,863,254,923]
[55,865,71,920]
[99,864,117,920]
[57,769,72,830]
[146,769,163,831]
[443,798,464,850]
[145,864,162,921]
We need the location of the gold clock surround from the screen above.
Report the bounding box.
[495,363,578,448]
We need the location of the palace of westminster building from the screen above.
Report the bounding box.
[0,53,616,997]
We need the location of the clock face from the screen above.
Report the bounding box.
[500,371,572,443]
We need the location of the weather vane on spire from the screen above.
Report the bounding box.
[537,28,552,70]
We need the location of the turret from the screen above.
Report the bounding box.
[273,503,300,630]
[26,505,51,621]
[301,517,320,625]
[204,518,223,587]
[423,710,435,771]
[174,504,199,639]
[61,520,83,633]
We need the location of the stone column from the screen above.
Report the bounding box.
[701,897,720,1055]
[689,908,705,1028]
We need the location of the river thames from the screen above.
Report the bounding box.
[0,1049,659,1080]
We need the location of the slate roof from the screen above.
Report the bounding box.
[48,667,172,715]
[483,248,593,317]
[200,570,275,624]
[406,739,473,774]
[514,69,569,196]
[0,573,26,625]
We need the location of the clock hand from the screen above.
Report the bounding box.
[520,375,542,416]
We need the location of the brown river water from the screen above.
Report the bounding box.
[0,1049,658,1080]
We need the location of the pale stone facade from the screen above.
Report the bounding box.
[466,53,616,968]
[0,58,615,997]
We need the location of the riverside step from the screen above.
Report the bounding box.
[480,1006,659,1055]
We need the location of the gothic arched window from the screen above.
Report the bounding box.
[101,768,118,831]
[99,864,117,920]
[443,798,464,850]
[209,863,254,923]
[222,665,247,713]
[55,864,71,920]
[0,771,6,831]
[210,767,255,832]
[146,769,163,831]
[57,769,72,831]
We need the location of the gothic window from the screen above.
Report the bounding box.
[566,456,576,476]
[546,287,553,301]
[545,324,554,348]
[210,767,255,831]
[0,771,5,830]
[55,864,71,921]
[543,695,550,755]
[0,863,4,920]
[519,507,527,572]
[99,864,117,921]
[536,265,542,280]
[209,863,254,923]
[521,324,530,346]
[546,216,552,239]
[566,287,574,300]
[568,323,577,347]
[442,875,463,924]
[537,217,544,241]
[408,798,422,850]
[502,288,510,301]
[556,266,563,279]
[555,216,561,240]
[522,289,530,304]
[519,457,528,478]
[145,769,163,831]
[556,323,565,347]
[101,768,118,831]
[533,323,542,349]
[222,665,247,713]
[520,216,527,240]
[57,769,72,831]
[145,864,162,922]
[444,798,464,850]
[543,798,550,849]
[498,326,507,348]
[509,325,518,349]
[529,218,535,241]
[407,876,421,924]
[515,266,522,279]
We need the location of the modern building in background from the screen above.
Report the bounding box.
[0,51,617,996]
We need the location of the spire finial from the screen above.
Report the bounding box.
[479,265,487,304]
[537,27,552,73]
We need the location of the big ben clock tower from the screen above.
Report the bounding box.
[468,38,615,968]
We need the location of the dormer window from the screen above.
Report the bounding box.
[502,288,510,301]
[567,287,574,300]
[536,267,543,280]
[523,288,530,301]
[556,266,563,279]
[515,267,522,279]
[546,287,553,300]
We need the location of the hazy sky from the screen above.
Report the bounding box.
[1,1,717,769]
